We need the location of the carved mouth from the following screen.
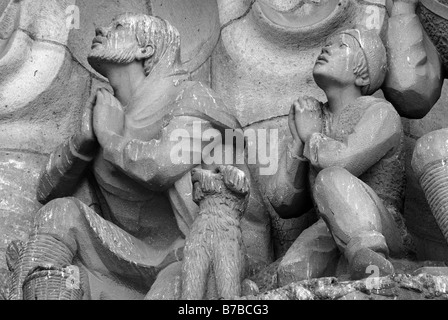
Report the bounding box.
[316,54,329,64]
[91,36,105,48]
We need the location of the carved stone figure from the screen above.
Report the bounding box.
[405,0,448,260]
[0,1,242,295]
[213,0,444,261]
[412,129,448,246]
[6,13,257,300]
[267,28,408,285]
[410,0,448,254]
[182,165,250,300]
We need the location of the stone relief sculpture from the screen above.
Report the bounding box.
[182,166,250,300]
[1,0,448,301]
[267,28,407,283]
[412,129,448,247]
[411,0,448,252]
[5,13,260,300]
[410,0,448,260]
[213,0,444,263]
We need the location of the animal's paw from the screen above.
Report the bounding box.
[218,165,250,197]
[191,168,222,203]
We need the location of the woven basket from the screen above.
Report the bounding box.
[22,266,83,300]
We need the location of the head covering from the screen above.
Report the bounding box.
[339,28,387,95]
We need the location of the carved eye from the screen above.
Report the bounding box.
[340,43,348,48]
[116,23,124,30]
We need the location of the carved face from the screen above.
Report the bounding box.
[312,33,363,90]
[87,14,153,76]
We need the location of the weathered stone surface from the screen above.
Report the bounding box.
[67,0,220,83]
[238,273,448,300]
[417,0,448,73]
[404,82,448,261]
[277,219,340,287]
[212,0,388,128]
[211,0,391,259]
[0,151,47,275]
[247,259,281,294]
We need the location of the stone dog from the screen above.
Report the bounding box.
[181,165,250,300]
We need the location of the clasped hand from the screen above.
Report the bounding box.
[288,96,323,151]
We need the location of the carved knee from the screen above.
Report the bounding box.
[314,167,383,245]
[313,166,351,200]
[34,197,82,253]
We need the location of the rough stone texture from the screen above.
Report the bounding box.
[404,82,448,261]
[0,0,448,300]
[211,0,389,258]
[0,0,223,298]
[0,1,95,299]
[398,1,448,261]
[238,273,448,300]
[246,253,448,297]
[417,1,448,74]
[277,219,340,287]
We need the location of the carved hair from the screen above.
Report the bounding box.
[338,28,388,96]
[353,49,371,95]
[114,13,181,75]
[344,34,370,95]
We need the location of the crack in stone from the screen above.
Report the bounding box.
[221,0,257,31]
[188,1,258,75]
[14,28,108,84]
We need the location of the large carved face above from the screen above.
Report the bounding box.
[257,0,341,28]
[252,0,357,45]
[87,13,154,77]
[312,33,362,90]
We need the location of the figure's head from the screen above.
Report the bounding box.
[312,28,387,95]
[87,13,181,77]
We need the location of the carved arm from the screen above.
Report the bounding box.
[383,0,443,118]
[304,103,402,177]
[266,139,312,219]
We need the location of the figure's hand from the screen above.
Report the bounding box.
[93,88,125,141]
[290,96,323,144]
[389,0,418,16]
[71,90,98,157]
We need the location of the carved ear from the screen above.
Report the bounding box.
[135,44,155,61]
[355,75,370,88]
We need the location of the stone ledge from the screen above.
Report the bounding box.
[238,273,448,300]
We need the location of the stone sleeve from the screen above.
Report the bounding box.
[266,139,312,219]
[304,103,402,178]
[36,137,94,204]
[98,116,216,191]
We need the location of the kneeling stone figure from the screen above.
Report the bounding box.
[268,28,409,284]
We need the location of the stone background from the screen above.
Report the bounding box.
[1,0,448,298]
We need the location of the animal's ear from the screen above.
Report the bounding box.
[135,44,155,61]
